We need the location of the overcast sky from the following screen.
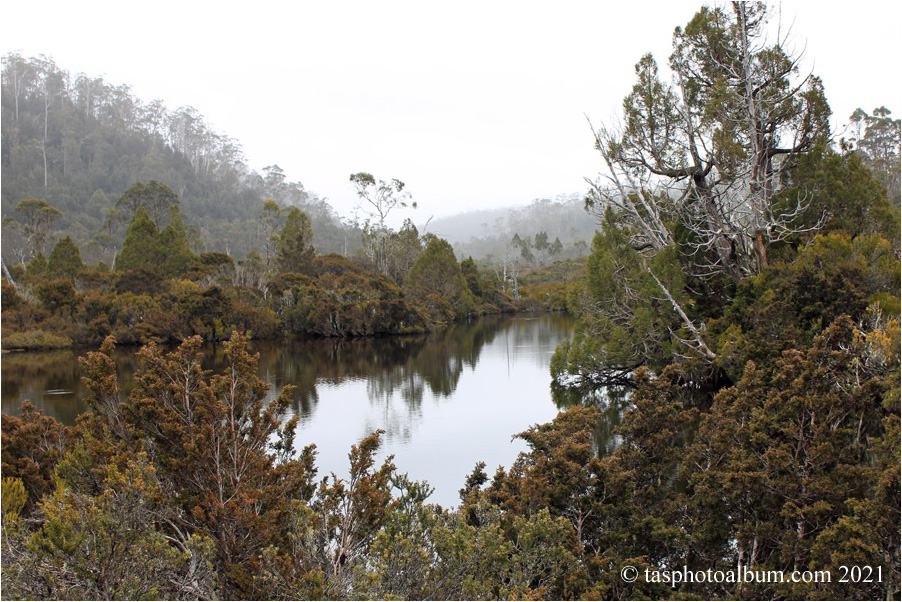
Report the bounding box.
[3,1,900,222]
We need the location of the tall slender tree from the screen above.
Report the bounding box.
[13,199,62,259]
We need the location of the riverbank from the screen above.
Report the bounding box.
[1,254,581,351]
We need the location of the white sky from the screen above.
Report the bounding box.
[3,1,900,221]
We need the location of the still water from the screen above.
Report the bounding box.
[2,313,621,507]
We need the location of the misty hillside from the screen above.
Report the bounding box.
[2,53,604,268]
[1,54,356,263]
[430,194,599,262]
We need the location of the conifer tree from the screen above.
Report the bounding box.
[405,236,475,320]
[158,206,197,277]
[275,207,315,274]
[114,207,160,271]
[45,235,84,280]
[24,252,47,277]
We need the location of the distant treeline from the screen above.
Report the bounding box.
[2,53,600,269]
[1,53,354,259]
[431,194,599,263]
[1,184,575,350]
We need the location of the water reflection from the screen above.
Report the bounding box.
[4,313,640,507]
[552,381,633,456]
[245,318,501,420]
[1,350,88,425]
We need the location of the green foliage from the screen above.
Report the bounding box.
[199,251,234,268]
[849,106,901,205]
[684,316,899,599]
[515,258,584,311]
[355,475,439,599]
[778,146,900,251]
[1,330,73,350]
[383,219,423,284]
[25,252,47,277]
[349,172,415,230]
[710,233,900,380]
[350,173,421,280]
[2,18,899,600]
[561,3,849,393]
[45,235,84,280]
[13,198,62,258]
[71,333,318,598]
[1,55,356,261]
[1,477,27,522]
[275,207,315,274]
[114,207,160,271]
[275,254,427,337]
[116,180,180,226]
[259,198,286,266]
[1,281,25,311]
[111,204,196,277]
[286,431,395,598]
[553,221,688,387]
[6,453,219,600]
[157,206,198,277]
[35,278,79,314]
[460,256,488,300]
[405,237,475,322]
[3,241,450,348]
[559,2,901,395]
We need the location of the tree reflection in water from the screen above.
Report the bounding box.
[5,313,643,506]
[552,383,632,456]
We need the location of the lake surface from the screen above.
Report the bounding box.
[2,313,611,507]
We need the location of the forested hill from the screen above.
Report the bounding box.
[1,53,353,260]
[429,193,599,261]
[1,53,604,266]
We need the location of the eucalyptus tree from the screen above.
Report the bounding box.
[32,55,68,190]
[849,106,901,205]
[115,180,180,227]
[258,198,286,267]
[349,173,415,230]
[384,218,423,285]
[13,198,62,259]
[1,53,34,123]
[349,172,418,277]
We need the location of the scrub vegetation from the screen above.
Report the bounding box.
[2,3,900,599]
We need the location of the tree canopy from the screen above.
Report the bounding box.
[274,207,315,274]
[114,207,160,272]
[45,235,84,279]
